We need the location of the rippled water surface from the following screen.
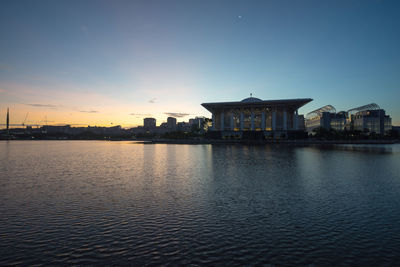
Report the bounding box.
[1,141,400,265]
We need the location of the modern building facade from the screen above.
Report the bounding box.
[305,105,347,132]
[306,103,392,135]
[305,105,337,132]
[351,109,391,134]
[201,97,312,138]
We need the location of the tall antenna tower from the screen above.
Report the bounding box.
[6,107,9,134]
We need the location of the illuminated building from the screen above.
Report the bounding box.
[201,96,312,138]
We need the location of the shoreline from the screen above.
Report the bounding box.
[1,138,398,145]
[144,139,399,145]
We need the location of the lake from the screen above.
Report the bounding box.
[1,141,400,265]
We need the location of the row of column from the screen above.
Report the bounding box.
[214,109,299,131]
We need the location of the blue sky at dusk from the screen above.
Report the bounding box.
[1,0,399,127]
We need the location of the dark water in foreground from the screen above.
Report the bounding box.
[1,141,400,265]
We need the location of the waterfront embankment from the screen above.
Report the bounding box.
[1,137,398,145]
[141,138,399,145]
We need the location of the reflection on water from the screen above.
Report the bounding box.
[316,144,399,154]
[1,141,400,265]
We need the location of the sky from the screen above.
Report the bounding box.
[1,0,399,128]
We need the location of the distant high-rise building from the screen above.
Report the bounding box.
[189,117,206,130]
[143,118,156,129]
[167,117,177,129]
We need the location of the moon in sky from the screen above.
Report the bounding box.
[238,15,242,19]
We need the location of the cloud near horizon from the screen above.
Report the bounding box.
[79,110,99,113]
[164,112,191,118]
[148,98,156,103]
[25,103,58,109]
[129,113,152,116]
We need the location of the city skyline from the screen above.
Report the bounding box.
[1,0,400,128]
